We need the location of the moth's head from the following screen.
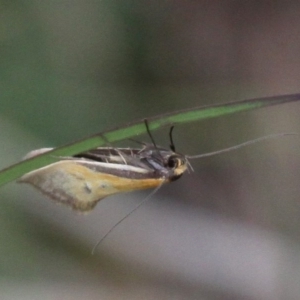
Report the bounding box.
[139,145,188,181]
[162,152,188,181]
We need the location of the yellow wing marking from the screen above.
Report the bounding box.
[19,161,165,212]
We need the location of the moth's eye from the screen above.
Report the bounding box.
[167,156,180,168]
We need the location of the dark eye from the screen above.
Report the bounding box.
[167,156,179,168]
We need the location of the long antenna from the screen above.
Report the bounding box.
[188,133,298,159]
[91,182,164,254]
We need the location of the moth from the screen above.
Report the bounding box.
[19,123,188,212]
[19,117,294,213]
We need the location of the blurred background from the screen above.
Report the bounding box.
[1,1,300,299]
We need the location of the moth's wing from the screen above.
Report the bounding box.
[22,148,54,160]
[19,159,165,212]
[19,160,121,212]
[19,146,168,212]
[75,148,139,159]
[75,148,154,170]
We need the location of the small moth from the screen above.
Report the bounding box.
[19,117,295,213]
[19,123,188,212]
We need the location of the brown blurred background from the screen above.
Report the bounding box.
[1,1,300,299]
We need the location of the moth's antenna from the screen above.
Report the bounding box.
[144,119,157,148]
[169,126,176,152]
[91,182,164,254]
[188,133,298,159]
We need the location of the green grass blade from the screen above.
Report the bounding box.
[1,93,300,187]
